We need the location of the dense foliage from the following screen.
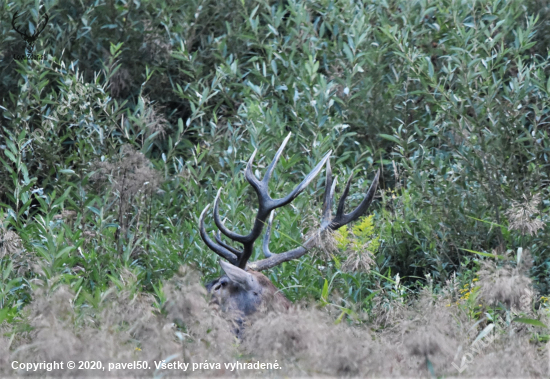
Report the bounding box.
[1,0,549,330]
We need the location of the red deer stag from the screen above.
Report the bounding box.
[199,133,379,327]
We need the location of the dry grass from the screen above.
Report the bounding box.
[0,221,34,276]
[0,227,23,259]
[1,268,236,378]
[477,261,534,311]
[92,145,162,199]
[1,263,548,378]
[505,193,545,236]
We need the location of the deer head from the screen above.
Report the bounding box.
[199,133,379,325]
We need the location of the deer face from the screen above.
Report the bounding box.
[207,261,290,317]
[199,132,379,322]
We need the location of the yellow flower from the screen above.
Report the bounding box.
[472,278,478,282]
[135,347,141,351]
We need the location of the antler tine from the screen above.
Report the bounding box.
[243,132,332,211]
[199,204,239,265]
[262,212,275,258]
[11,11,19,25]
[321,160,338,229]
[331,168,380,229]
[213,188,246,242]
[262,133,292,185]
[335,173,353,221]
[244,148,262,195]
[215,231,243,256]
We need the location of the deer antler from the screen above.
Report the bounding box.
[249,160,379,271]
[199,133,331,269]
[199,133,379,271]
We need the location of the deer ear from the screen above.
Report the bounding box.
[219,260,255,290]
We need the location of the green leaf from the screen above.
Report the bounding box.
[379,134,401,144]
[5,139,17,155]
[473,323,494,344]
[52,187,72,208]
[331,254,341,270]
[4,150,17,164]
[466,216,506,228]
[87,206,102,216]
[0,157,15,174]
[512,318,547,328]
[370,270,397,284]
[0,307,10,324]
[426,57,434,78]
[460,248,506,260]
[321,278,329,302]
[363,290,380,305]
[56,246,76,259]
[334,310,347,325]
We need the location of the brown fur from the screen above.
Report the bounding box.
[252,270,291,311]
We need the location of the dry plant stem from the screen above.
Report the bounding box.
[79,168,85,233]
[117,169,127,255]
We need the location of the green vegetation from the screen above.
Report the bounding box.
[1,0,550,374]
